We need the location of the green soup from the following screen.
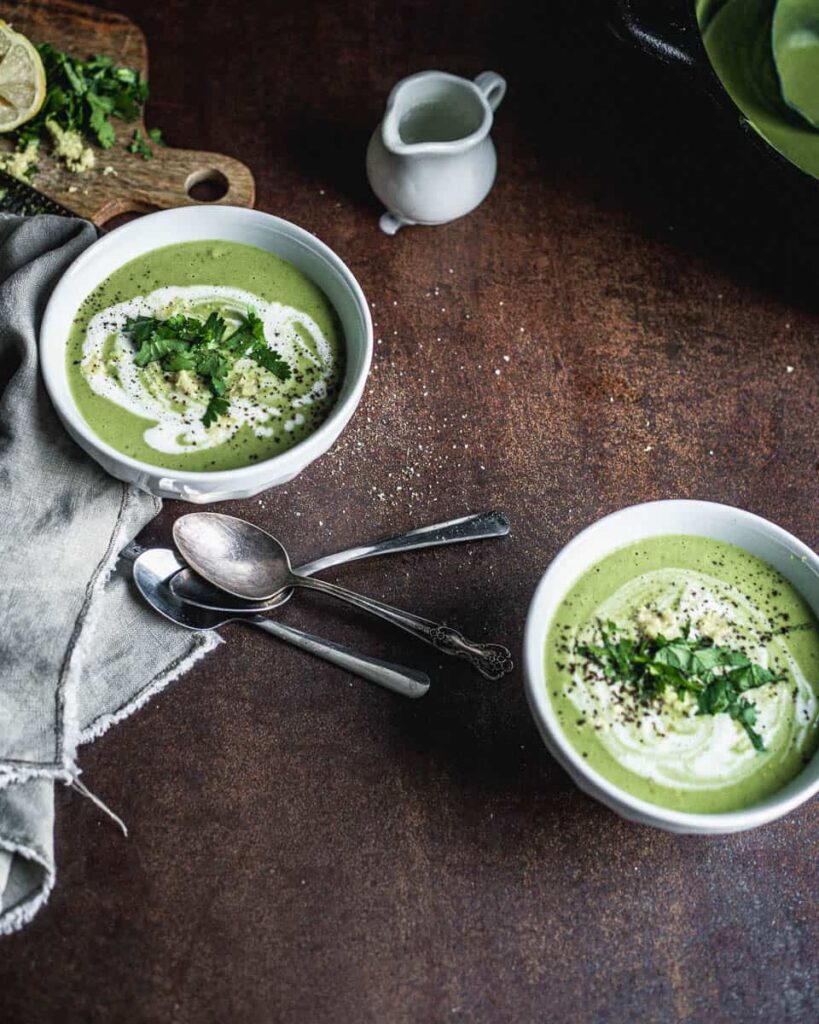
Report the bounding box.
[67,240,345,472]
[545,536,819,813]
[698,0,819,181]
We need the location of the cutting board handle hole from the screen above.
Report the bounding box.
[186,168,229,202]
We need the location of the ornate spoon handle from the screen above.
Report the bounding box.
[421,625,513,681]
[291,575,514,681]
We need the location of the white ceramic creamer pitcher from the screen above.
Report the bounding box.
[366,70,506,234]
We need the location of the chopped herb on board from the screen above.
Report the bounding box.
[127,127,166,161]
[579,623,782,751]
[123,308,292,426]
[5,43,161,178]
[14,44,148,146]
[128,128,153,159]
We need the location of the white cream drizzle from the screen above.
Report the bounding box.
[81,285,335,455]
[568,569,816,791]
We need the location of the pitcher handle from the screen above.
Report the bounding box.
[474,71,506,112]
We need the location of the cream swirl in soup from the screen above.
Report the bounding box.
[545,536,819,814]
[566,569,816,794]
[81,285,334,456]
[66,241,345,473]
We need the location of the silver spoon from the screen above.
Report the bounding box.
[173,514,514,681]
[133,548,430,699]
[170,511,510,613]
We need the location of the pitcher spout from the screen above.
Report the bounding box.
[379,70,503,156]
[380,87,407,156]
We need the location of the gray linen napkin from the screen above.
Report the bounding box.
[0,215,218,934]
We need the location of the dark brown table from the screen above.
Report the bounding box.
[3,1,819,1021]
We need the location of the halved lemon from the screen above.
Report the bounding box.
[0,21,46,132]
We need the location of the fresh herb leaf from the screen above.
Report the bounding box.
[251,344,292,381]
[730,698,765,751]
[726,662,779,692]
[194,349,230,395]
[164,351,197,372]
[148,127,166,146]
[132,333,187,366]
[86,91,116,148]
[202,395,230,428]
[579,623,782,752]
[128,128,153,160]
[122,308,292,426]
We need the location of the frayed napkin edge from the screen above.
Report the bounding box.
[61,482,222,748]
[0,766,72,791]
[0,632,220,936]
[0,836,54,936]
[57,485,148,770]
[79,629,221,746]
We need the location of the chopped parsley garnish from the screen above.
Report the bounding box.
[202,395,230,428]
[579,622,783,751]
[123,308,292,426]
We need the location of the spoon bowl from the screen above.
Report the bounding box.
[170,567,285,613]
[133,547,430,698]
[134,548,220,631]
[169,510,511,614]
[174,512,514,680]
[174,513,289,602]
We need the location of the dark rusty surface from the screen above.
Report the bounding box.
[3,1,819,1021]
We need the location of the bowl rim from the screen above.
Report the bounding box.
[39,205,372,485]
[523,499,819,833]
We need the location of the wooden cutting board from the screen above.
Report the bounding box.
[2,0,255,224]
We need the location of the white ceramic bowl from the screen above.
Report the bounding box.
[40,206,372,502]
[524,500,819,834]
